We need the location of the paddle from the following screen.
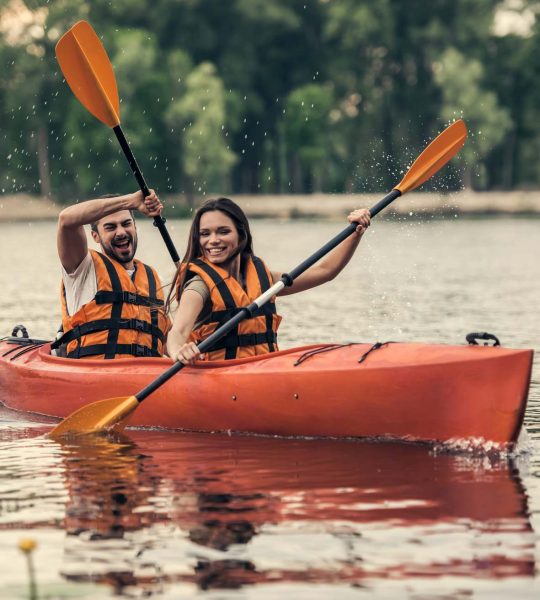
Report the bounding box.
[55,20,180,266]
[48,119,468,438]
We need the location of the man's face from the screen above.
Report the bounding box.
[91,210,138,265]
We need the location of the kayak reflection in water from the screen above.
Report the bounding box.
[61,436,159,538]
[48,432,535,594]
[55,435,162,594]
[166,197,370,363]
[56,433,266,594]
[52,191,170,360]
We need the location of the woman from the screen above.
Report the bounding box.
[167,197,370,364]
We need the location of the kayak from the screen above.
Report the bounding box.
[0,331,533,446]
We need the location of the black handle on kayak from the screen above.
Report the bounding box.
[113,125,180,265]
[466,332,501,346]
[135,188,402,403]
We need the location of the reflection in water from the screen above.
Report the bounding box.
[57,435,162,595]
[23,431,530,595]
[63,437,156,538]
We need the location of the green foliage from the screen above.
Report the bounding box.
[284,84,334,191]
[0,0,539,197]
[166,62,237,196]
[434,48,512,187]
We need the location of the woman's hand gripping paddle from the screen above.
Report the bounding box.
[55,20,180,266]
[48,119,467,438]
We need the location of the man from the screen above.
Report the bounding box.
[52,190,170,359]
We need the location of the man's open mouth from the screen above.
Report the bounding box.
[113,238,131,250]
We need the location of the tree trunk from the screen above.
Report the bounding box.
[291,156,302,193]
[36,125,52,198]
[313,161,324,193]
[184,174,195,209]
[463,165,473,190]
[277,120,287,194]
[502,127,516,189]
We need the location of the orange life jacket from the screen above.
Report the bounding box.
[53,250,170,359]
[179,256,281,360]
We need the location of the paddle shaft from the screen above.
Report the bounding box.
[286,189,401,280]
[113,126,180,265]
[135,188,402,402]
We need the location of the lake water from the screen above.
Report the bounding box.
[0,216,539,598]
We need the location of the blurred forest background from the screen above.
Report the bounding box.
[0,0,539,203]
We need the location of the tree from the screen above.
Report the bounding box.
[165,62,237,203]
[284,83,334,192]
[433,48,512,188]
[2,0,540,197]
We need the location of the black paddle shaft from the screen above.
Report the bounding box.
[286,189,401,281]
[113,125,180,265]
[134,187,402,403]
[136,308,250,401]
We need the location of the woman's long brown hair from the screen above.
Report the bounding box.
[165,197,254,312]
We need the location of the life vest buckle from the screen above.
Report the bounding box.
[133,319,145,331]
[131,343,151,357]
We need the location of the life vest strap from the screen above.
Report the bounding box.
[189,256,279,359]
[251,256,276,352]
[144,264,160,355]
[51,318,166,349]
[209,302,276,324]
[191,258,236,305]
[66,343,162,359]
[205,331,278,354]
[94,290,164,307]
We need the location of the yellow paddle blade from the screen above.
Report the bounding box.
[55,20,120,128]
[394,119,467,194]
[48,395,138,438]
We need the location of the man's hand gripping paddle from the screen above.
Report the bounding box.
[56,20,180,265]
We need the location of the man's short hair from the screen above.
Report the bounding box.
[90,194,136,232]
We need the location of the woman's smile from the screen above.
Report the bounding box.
[207,246,227,257]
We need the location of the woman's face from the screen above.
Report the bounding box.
[198,210,240,266]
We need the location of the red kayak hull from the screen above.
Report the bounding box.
[0,340,532,445]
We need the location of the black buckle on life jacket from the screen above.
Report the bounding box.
[130,343,153,357]
[133,319,146,331]
[125,292,137,304]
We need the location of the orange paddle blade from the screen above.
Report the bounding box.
[48,395,138,438]
[394,119,467,194]
[55,20,120,128]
